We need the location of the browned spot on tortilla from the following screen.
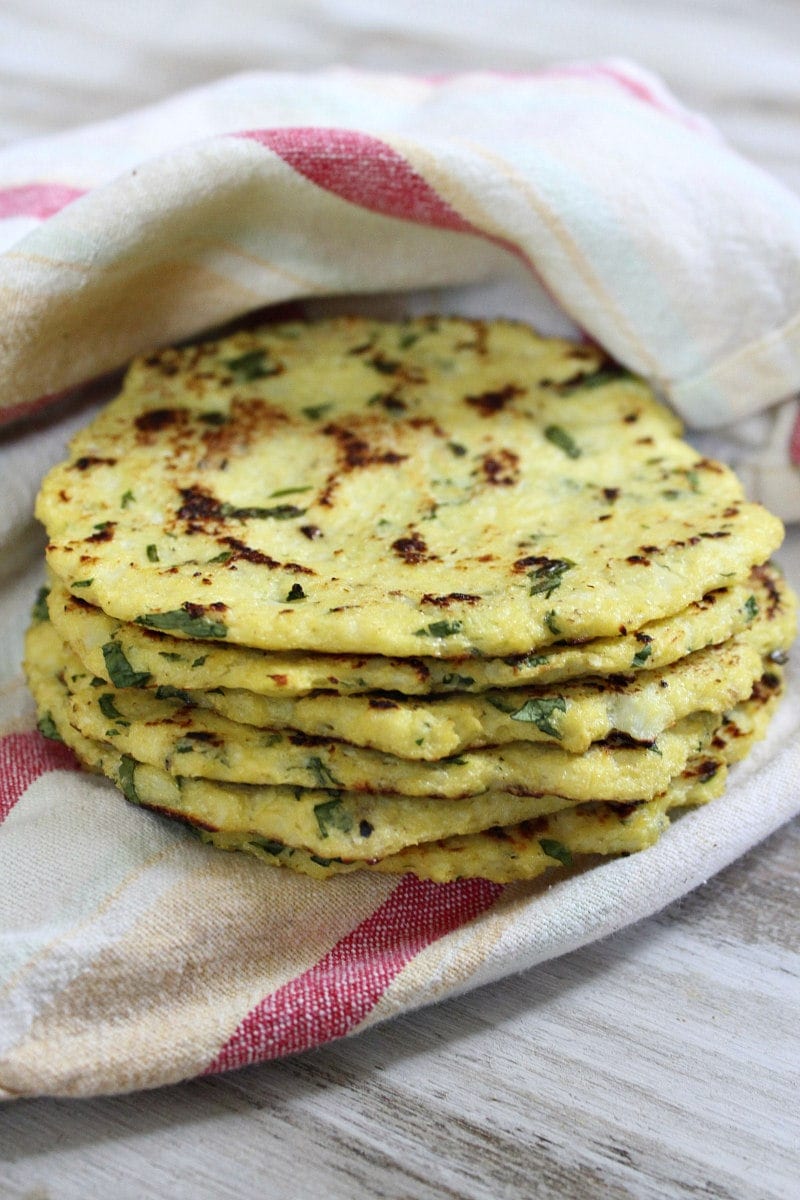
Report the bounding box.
[391,531,438,565]
[71,456,117,470]
[420,593,481,607]
[86,523,116,543]
[465,383,525,416]
[219,537,314,575]
[480,448,520,486]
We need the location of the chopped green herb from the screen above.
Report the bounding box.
[286,583,306,602]
[310,855,334,868]
[197,411,228,425]
[155,685,191,702]
[98,694,129,725]
[32,586,50,623]
[307,756,342,791]
[414,620,463,639]
[511,653,548,669]
[447,441,467,457]
[208,550,233,564]
[90,677,106,688]
[175,739,194,754]
[368,355,401,375]
[508,696,566,738]
[647,741,663,756]
[398,332,420,349]
[301,403,333,421]
[101,641,152,688]
[192,655,208,668]
[743,595,759,621]
[93,520,113,531]
[528,558,575,598]
[270,486,312,498]
[313,797,353,839]
[135,610,228,638]
[539,838,573,867]
[558,366,628,395]
[146,544,159,562]
[36,713,62,742]
[118,755,139,803]
[544,610,562,636]
[686,470,701,492]
[72,579,93,589]
[224,349,280,381]
[219,502,307,521]
[121,489,135,508]
[158,652,184,662]
[544,425,581,458]
[440,673,476,689]
[250,838,285,856]
[631,644,653,668]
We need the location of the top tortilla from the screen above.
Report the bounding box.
[37,316,784,657]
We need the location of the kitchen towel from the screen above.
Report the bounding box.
[1,64,799,1099]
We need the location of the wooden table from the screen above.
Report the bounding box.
[1,3,798,1197]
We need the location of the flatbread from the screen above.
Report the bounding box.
[52,634,719,802]
[46,565,780,697]
[143,593,794,757]
[24,614,781,878]
[37,316,784,657]
[62,617,789,767]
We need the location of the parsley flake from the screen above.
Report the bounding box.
[36,713,62,742]
[507,696,566,738]
[101,642,152,688]
[32,587,50,623]
[544,425,581,459]
[539,838,573,867]
[301,403,333,421]
[631,644,653,668]
[544,610,562,636]
[118,755,140,803]
[313,797,353,839]
[98,694,129,725]
[224,349,281,381]
[250,838,285,857]
[528,558,575,598]
[135,609,228,638]
[414,620,463,639]
[307,756,342,791]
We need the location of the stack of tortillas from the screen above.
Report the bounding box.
[25,315,797,883]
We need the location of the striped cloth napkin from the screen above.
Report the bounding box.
[1,64,799,1099]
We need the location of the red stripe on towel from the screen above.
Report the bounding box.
[238,127,475,232]
[0,731,79,824]
[0,183,86,220]
[789,404,800,467]
[206,872,502,1073]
